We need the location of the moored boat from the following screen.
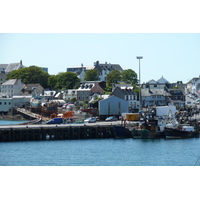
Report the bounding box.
[165,125,199,139]
[113,126,132,138]
[132,128,150,139]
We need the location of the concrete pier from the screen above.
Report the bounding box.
[0,124,116,142]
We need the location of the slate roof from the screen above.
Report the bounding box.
[2,79,18,85]
[141,88,170,97]
[22,84,43,91]
[187,77,200,84]
[113,83,133,89]
[157,76,170,84]
[94,61,123,72]
[146,76,170,84]
[5,63,20,73]
[0,64,8,71]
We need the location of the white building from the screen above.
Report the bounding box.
[1,79,25,98]
[63,89,77,101]
[186,77,200,97]
[0,96,31,113]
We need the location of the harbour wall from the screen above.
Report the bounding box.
[0,124,118,142]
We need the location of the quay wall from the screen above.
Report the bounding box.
[0,124,117,142]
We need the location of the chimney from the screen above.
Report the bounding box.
[94,60,99,66]
[20,60,22,65]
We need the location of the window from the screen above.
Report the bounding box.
[4,102,6,105]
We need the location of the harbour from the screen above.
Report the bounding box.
[1,135,200,166]
[1,118,200,166]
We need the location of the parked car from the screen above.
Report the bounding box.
[84,117,96,123]
[46,117,63,124]
[195,99,200,104]
[105,116,118,121]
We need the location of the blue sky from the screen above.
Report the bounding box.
[1,33,199,83]
[1,0,200,84]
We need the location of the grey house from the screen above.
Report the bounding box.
[99,96,129,120]
[111,84,138,111]
[141,88,170,107]
[5,60,25,74]
[21,83,44,96]
[94,60,123,82]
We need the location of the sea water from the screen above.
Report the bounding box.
[1,137,200,166]
[0,119,29,125]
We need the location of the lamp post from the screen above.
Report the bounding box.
[136,56,143,114]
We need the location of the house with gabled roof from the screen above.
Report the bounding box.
[21,83,44,96]
[94,60,123,81]
[141,88,170,107]
[1,79,25,98]
[142,76,170,90]
[5,60,25,74]
[77,81,105,102]
[111,83,138,111]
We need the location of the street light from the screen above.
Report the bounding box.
[136,56,143,114]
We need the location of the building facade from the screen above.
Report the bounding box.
[186,77,200,97]
[111,84,138,111]
[99,96,129,120]
[94,60,123,82]
[1,79,25,98]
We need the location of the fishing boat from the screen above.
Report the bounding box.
[132,128,150,139]
[41,101,58,116]
[165,124,199,139]
[113,125,132,138]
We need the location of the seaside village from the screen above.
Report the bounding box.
[0,60,200,140]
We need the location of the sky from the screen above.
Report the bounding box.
[1,33,199,84]
[1,1,200,85]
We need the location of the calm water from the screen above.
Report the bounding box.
[0,119,29,125]
[1,137,200,166]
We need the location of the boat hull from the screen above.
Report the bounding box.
[165,128,199,139]
[113,126,132,138]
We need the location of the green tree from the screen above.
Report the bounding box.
[106,70,122,88]
[121,69,138,85]
[6,66,50,88]
[48,75,58,90]
[55,72,80,90]
[84,69,99,81]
